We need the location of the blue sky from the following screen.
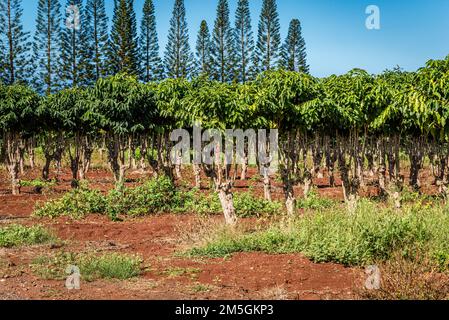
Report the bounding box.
[21,0,449,77]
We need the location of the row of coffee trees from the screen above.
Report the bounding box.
[1,55,448,223]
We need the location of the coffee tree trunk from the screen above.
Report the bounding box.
[5,132,21,195]
[217,181,237,225]
[107,134,128,187]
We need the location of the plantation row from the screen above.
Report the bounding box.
[1,55,449,223]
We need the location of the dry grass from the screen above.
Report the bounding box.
[359,250,449,300]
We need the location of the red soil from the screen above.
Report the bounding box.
[0,166,383,300]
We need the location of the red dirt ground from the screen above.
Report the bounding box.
[0,166,391,300]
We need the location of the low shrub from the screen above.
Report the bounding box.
[33,176,284,220]
[180,190,283,217]
[106,176,178,219]
[33,182,106,219]
[0,224,55,248]
[31,251,142,281]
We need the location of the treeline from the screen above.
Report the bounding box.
[0,0,308,94]
[1,55,448,223]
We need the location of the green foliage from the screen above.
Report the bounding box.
[164,0,193,78]
[210,0,235,82]
[180,190,283,217]
[189,200,449,267]
[107,0,139,75]
[297,190,338,210]
[33,176,180,220]
[32,175,284,220]
[0,84,39,133]
[234,0,254,83]
[0,225,55,248]
[139,0,164,81]
[195,20,212,77]
[106,175,178,218]
[0,0,31,85]
[31,0,62,94]
[84,0,109,83]
[31,251,142,281]
[281,19,309,73]
[33,182,107,219]
[233,192,283,217]
[19,179,56,190]
[252,0,281,74]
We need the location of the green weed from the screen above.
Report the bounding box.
[0,224,55,248]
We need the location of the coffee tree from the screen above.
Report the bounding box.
[85,74,155,186]
[0,84,39,194]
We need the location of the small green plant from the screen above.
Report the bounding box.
[31,251,142,281]
[0,224,55,248]
[191,283,212,293]
[163,266,201,279]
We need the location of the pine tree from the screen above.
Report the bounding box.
[281,19,309,73]
[139,0,163,82]
[0,0,31,84]
[31,0,62,94]
[107,0,139,75]
[195,20,212,77]
[164,0,193,79]
[210,0,235,82]
[252,0,281,76]
[234,0,253,83]
[84,0,109,83]
[61,0,87,87]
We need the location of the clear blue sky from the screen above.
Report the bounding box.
[22,0,449,77]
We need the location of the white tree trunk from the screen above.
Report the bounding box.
[218,183,237,225]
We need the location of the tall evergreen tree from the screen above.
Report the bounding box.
[84,0,109,83]
[281,19,309,73]
[61,0,87,87]
[0,0,31,84]
[195,20,212,77]
[252,0,281,76]
[107,0,139,75]
[234,0,253,83]
[164,0,193,78]
[31,0,62,94]
[139,0,163,82]
[210,0,235,82]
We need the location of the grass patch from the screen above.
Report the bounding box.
[31,251,142,281]
[162,266,201,280]
[0,224,55,248]
[188,200,449,267]
[191,283,212,293]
